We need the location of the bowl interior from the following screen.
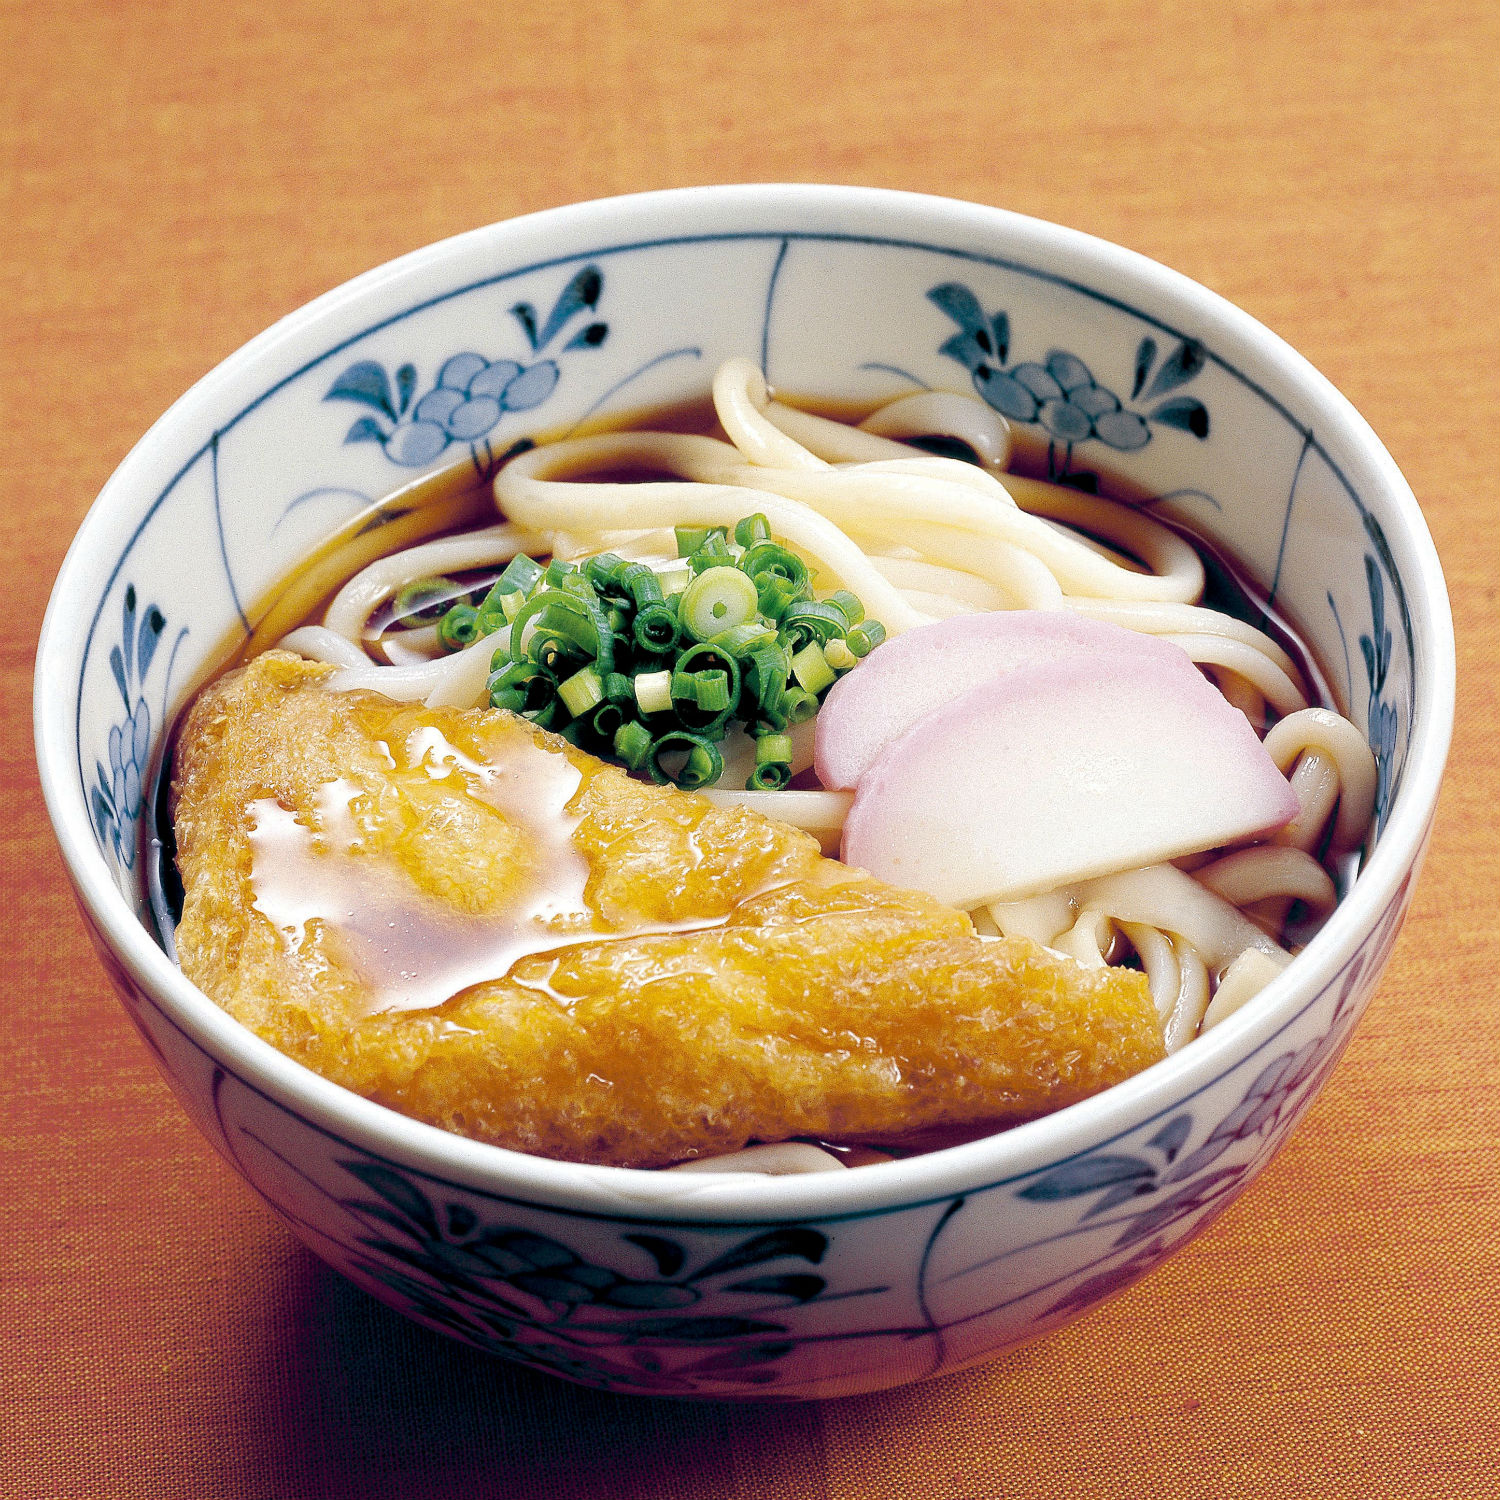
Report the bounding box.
[54,192,1427,930]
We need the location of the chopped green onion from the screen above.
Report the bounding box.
[500,590,527,624]
[487,660,558,720]
[675,524,718,558]
[755,732,793,766]
[710,621,778,657]
[558,665,605,718]
[824,637,858,672]
[648,732,724,789]
[655,560,692,596]
[847,621,887,657]
[824,589,864,628]
[753,571,802,621]
[739,541,809,593]
[688,530,735,574]
[438,603,480,651]
[782,686,820,723]
[733,513,773,547]
[692,670,731,713]
[392,576,458,625]
[602,671,635,703]
[590,701,627,741]
[782,600,848,649]
[791,639,836,695]
[498,553,544,595]
[613,719,654,770]
[748,761,793,790]
[583,552,628,592]
[620,562,664,608]
[633,600,681,654]
[544,557,577,586]
[675,642,741,706]
[634,669,674,716]
[680,566,759,641]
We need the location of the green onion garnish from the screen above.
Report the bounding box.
[557,664,605,718]
[648,732,724,789]
[733,513,773,547]
[680,566,759,641]
[824,637,858,672]
[634,669,674,716]
[438,603,480,650]
[847,621,887,657]
[790,639,836,695]
[613,719,654,769]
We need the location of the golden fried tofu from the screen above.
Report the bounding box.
[171,651,1163,1168]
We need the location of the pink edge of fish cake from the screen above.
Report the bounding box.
[814,610,1185,791]
[840,650,1301,909]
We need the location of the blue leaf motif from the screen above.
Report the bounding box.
[564,321,608,350]
[692,1228,828,1279]
[326,361,397,420]
[623,1233,686,1278]
[344,416,388,445]
[990,311,1010,364]
[1084,1179,1160,1218]
[1142,340,1206,399]
[1017,1155,1156,1201]
[395,364,417,415]
[342,1160,440,1238]
[940,330,991,373]
[536,265,603,349]
[1146,1114,1193,1161]
[726,1274,827,1304]
[1132,338,1158,399]
[121,586,137,687]
[136,606,166,682]
[928,282,989,340]
[109,645,129,709]
[1150,396,1210,439]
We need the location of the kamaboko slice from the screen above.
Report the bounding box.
[840,650,1299,907]
[814,611,1182,790]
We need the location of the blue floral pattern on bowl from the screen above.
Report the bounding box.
[325,264,608,468]
[928,281,1210,480]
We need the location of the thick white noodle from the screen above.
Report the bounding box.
[858,390,1013,469]
[326,626,509,708]
[734,462,1202,603]
[1072,864,1290,970]
[1276,750,1341,853]
[987,889,1078,945]
[1162,946,1213,1053]
[1065,597,1301,679]
[1194,846,1338,913]
[1120,920,1181,1024]
[495,437,930,634]
[1003,475,1206,600]
[1160,632,1308,716]
[860,520,1065,609]
[323,524,548,643]
[712,358,829,471]
[277,625,371,668]
[1263,708,1378,850]
[764,402,919,464]
[1057,908,1113,968]
[871,555,1009,613]
[1202,948,1292,1030]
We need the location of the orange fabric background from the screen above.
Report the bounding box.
[3,2,1496,1495]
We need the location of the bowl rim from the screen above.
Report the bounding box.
[35,183,1456,1225]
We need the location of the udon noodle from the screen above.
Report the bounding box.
[205,356,1373,1171]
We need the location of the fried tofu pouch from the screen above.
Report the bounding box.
[171,651,1163,1168]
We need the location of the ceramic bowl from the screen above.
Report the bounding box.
[35,186,1453,1399]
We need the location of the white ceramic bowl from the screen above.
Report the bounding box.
[35,186,1453,1399]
